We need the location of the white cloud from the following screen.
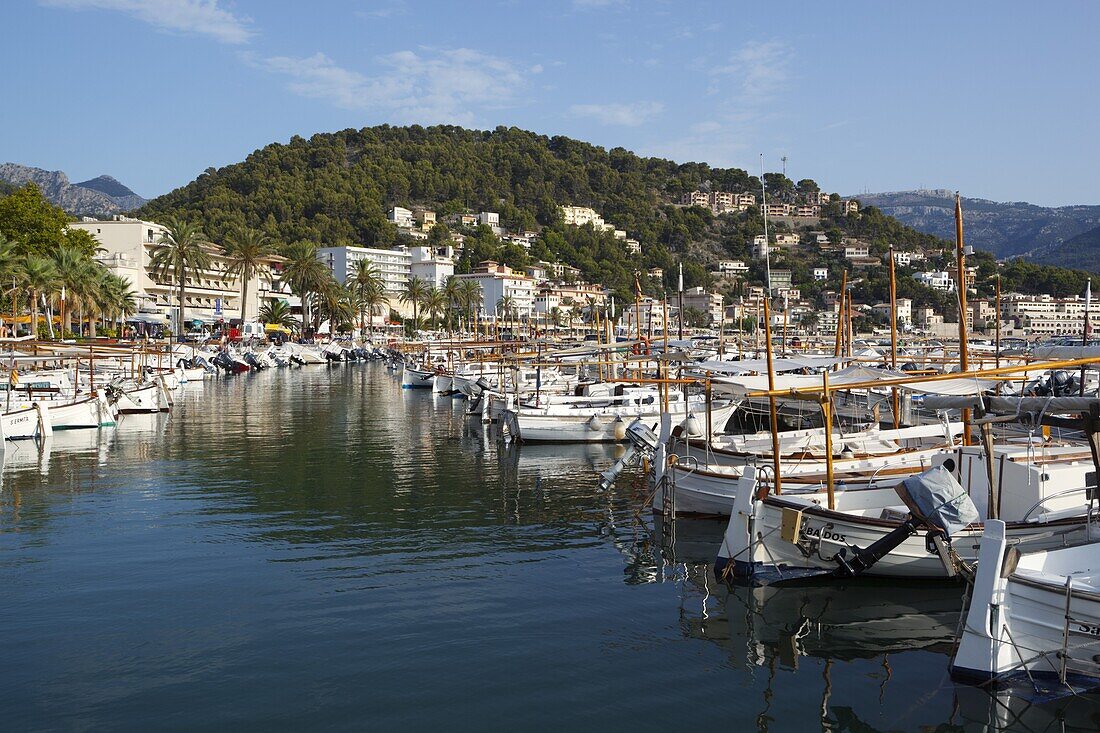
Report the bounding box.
[257,48,528,125]
[355,1,407,19]
[572,0,626,8]
[40,0,254,44]
[711,40,789,103]
[568,101,663,127]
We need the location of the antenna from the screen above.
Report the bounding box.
[781,156,788,177]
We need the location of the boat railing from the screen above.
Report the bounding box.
[1019,486,1095,523]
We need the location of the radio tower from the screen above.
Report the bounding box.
[781,156,788,177]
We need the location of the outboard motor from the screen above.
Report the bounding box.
[830,465,979,578]
[243,353,264,371]
[1050,369,1077,396]
[598,419,661,490]
[290,354,306,367]
[211,351,236,374]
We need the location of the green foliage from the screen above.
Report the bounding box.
[0,183,98,256]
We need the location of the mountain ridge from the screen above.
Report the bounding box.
[0,163,147,216]
[851,189,1100,260]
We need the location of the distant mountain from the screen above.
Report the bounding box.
[852,189,1100,260]
[1032,224,1100,273]
[0,163,146,216]
[74,174,146,211]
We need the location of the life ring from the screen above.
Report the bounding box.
[631,337,651,356]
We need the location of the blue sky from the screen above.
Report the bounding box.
[1,0,1096,206]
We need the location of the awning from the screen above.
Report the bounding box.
[127,313,168,324]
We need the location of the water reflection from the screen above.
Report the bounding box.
[627,515,1100,731]
[2,365,1099,730]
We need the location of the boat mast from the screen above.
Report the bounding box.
[954,193,972,445]
[762,297,782,495]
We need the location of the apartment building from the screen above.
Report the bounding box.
[388,207,415,228]
[915,271,955,292]
[681,191,710,208]
[681,286,724,326]
[770,270,793,290]
[621,298,670,334]
[454,260,535,319]
[410,244,454,288]
[999,293,1098,335]
[871,298,913,326]
[813,267,829,281]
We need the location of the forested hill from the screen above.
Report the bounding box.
[138,124,1092,305]
[140,124,763,246]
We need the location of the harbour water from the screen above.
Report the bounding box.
[2,365,1098,730]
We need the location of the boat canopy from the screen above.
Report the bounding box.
[692,355,847,374]
[712,364,996,397]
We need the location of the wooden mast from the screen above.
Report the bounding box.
[833,270,847,359]
[955,192,972,445]
[889,246,900,427]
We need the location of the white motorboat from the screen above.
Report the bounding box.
[507,390,738,443]
[952,520,1100,687]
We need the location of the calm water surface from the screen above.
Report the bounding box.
[2,365,1099,731]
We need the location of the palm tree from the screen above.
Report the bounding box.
[316,280,355,333]
[50,244,96,336]
[496,294,517,336]
[549,307,564,331]
[423,287,447,330]
[20,255,60,337]
[258,299,299,330]
[400,276,428,333]
[457,280,482,333]
[149,217,213,336]
[350,261,384,335]
[280,241,331,334]
[96,271,136,335]
[442,275,462,333]
[561,297,577,336]
[358,280,387,336]
[223,226,275,321]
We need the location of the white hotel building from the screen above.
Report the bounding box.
[70,216,286,328]
[317,246,411,294]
